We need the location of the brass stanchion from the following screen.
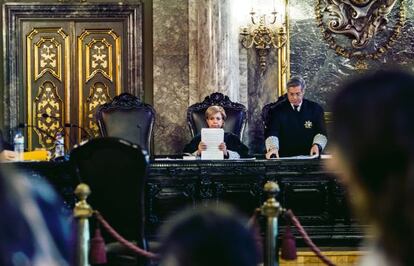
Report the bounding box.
[261,181,284,266]
[74,183,93,266]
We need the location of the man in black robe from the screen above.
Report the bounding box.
[265,77,327,158]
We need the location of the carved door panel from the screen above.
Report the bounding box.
[23,21,125,150]
[23,22,72,150]
[75,22,124,140]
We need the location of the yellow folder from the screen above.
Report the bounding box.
[23,150,49,161]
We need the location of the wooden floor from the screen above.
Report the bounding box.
[280,250,364,266]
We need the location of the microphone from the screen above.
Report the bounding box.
[41,113,93,139]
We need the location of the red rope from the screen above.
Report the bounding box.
[248,208,261,227]
[94,211,159,260]
[285,210,336,266]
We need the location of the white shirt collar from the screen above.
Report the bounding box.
[291,102,302,112]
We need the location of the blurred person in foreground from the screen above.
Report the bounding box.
[327,69,414,266]
[158,203,260,266]
[0,167,74,265]
[0,129,16,161]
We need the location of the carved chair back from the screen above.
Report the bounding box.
[187,92,247,140]
[261,94,287,138]
[70,137,149,265]
[96,93,155,155]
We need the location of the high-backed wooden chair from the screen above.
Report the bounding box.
[70,137,149,266]
[96,93,155,155]
[187,92,247,140]
[261,94,287,139]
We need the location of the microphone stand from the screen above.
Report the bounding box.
[41,113,92,146]
[64,123,93,141]
[18,123,58,150]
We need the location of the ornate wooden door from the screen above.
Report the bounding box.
[75,23,125,141]
[4,3,142,151]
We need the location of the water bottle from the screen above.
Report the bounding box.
[14,131,25,161]
[54,132,65,158]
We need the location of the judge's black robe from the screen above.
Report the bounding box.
[268,98,327,157]
[184,132,249,158]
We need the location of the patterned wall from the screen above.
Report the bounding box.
[152,0,190,155]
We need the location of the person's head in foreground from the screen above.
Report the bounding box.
[205,105,226,128]
[0,168,74,265]
[158,203,259,266]
[328,69,414,266]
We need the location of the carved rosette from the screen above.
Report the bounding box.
[315,0,406,68]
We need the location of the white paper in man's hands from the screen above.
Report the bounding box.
[201,128,224,160]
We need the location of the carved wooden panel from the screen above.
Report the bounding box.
[23,24,71,150]
[76,24,123,138]
[143,159,364,245]
[5,3,142,150]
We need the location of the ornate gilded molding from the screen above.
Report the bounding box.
[315,0,406,69]
[34,38,62,81]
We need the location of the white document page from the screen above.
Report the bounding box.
[275,154,318,160]
[201,128,224,160]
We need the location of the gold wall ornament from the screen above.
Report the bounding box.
[240,0,290,95]
[315,0,406,69]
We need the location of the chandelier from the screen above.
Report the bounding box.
[240,0,290,95]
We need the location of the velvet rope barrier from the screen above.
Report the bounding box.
[94,211,159,260]
[285,209,336,266]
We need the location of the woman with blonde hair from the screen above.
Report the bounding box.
[184,105,248,159]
